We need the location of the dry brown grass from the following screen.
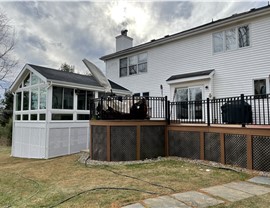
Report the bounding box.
[0,146,252,208]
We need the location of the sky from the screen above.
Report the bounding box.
[0,0,268,98]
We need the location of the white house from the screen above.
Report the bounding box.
[101,5,270,106]
[10,64,130,159]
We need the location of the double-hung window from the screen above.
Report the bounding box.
[119,53,147,77]
[213,25,250,53]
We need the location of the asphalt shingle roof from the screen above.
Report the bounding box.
[28,64,129,91]
[166,69,214,82]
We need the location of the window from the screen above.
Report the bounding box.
[15,115,21,120]
[254,79,266,98]
[120,58,128,77]
[23,114,29,120]
[63,88,73,109]
[31,88,38,110]
[238,25,250,48]
[119,53,147,77]
[77,114,90,120]
[225,28,237,50]
[39,114,46,120]
[213,25,250,53]
[213,32,223,53]
[142,92,149,97]
[31,72,39,85]
[16,92,22,111]
[52,114,73,120]
[52,87,74,109]
[23,74,30,87]
[23,91,29,110]
[129,55,137,75]
[175,87,203,120]
[39,87,46,109]
[30,114,37,120]
[77,90,94,110]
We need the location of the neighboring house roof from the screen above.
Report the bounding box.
[10,64,130,92]
[100,5,270,61]
[166,69,215,82]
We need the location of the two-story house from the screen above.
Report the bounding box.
[101,5,270,110]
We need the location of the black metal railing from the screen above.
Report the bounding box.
[89,96,167,120]
[170,93,270,126]
[89,93,270,126]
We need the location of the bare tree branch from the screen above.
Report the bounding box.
[0,12,18,81]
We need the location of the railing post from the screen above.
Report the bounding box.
[241,94,246,127]
[132,95,135,105]
[207,98,210,126]
[100,97,103,120]
[166,98,170,125]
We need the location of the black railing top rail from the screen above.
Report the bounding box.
[89,96,167,120]
[89,93,270,125]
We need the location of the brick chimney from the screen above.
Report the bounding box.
[115,29,133,52]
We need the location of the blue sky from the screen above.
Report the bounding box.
[0,0,267,98]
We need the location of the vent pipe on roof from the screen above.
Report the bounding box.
[116,29,133,52]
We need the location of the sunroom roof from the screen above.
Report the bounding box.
[28,64,129,91]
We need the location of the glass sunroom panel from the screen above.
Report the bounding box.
[86,91,94,110]
[39,87,46,109]
[23,91,29,110]
[23,74,30,87]
[31,72,39,85]
[16,92,22,111]
[31,88,38,110]
[77,90,86,110]
[52,87,63,109]
[63,88,74,109]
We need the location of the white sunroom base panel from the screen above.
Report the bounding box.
[12,122,46,159]
[47,121,89,158]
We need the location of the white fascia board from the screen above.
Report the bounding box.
[10,64,47,92]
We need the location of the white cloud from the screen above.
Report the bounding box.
[0,0,267,96]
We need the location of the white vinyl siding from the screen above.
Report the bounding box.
[106,15,270,99]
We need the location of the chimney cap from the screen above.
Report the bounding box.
[121,29,128,36]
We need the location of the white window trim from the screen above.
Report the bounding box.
[119,52,148,78]
[252,77,269,96]
[212,23,251,54]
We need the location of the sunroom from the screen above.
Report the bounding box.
[10,64,130,159]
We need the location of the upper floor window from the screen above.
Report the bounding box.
[119,53,147,77]
[213,25,250,53]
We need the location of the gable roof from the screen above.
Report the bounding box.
[100,5,270,61]
[166,69,215,82]
[10,64,129,92]
[28,64,129,91]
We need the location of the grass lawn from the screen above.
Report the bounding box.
[0,146,268,208]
